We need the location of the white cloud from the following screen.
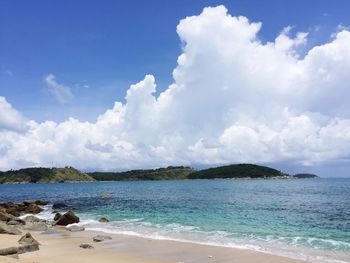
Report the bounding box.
[1,5,350,171]
[0,97,27,132]
[44,74,74,103]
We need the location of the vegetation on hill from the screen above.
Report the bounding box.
[88,166,194,181]
[0,164,319,184]
[293,173,319,179]
[0,167,95,183]
[187,164,289,179]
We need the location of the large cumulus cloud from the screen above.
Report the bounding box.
[1,5,350,171]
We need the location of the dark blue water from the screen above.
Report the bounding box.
[0,179,349,262]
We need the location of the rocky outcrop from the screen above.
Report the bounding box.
[0,200,45,217]
[0,222,22,235]
[18,233,40,245]
[54,211,79,226]
[93,235,112,242]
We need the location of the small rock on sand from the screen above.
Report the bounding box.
[80,243,94,249]
[93,235,112,242]
[67,225,85,232]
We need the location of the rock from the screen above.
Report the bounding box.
[18,232,40,245]
[98,217,109,223]
[53,212,62,221]
[0,222,22,235]
[0,211,15,222]
[99,194,112,199]
[54,211,79,226]
[52,202,67,210]
[25,203,43,214]
[22,200,35,206]
[80,243,94,249]
[67,225,85,232]
[0,246,18,255]
[23,215,44,223]
[40,229,59,235]
[7,220,23,226]
[0,212,25,225]
[34,200,48,205]
[17,244,40,254]
[24,222,48,232]
[93,235,112,242]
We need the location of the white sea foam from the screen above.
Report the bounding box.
[73,217,350,263]
[20,205,348,263]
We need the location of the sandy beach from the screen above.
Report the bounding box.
[0,228,309,263]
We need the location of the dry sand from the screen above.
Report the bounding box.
[0,228,309,263]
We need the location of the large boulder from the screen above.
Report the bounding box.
[18,232,40,245]
[54,211,79,226]
[0,222,22,235]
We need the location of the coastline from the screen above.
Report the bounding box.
[0,228,309,263]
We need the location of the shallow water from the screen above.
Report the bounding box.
[0,178,349,263]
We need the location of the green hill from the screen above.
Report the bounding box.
[0,167,95,184]
[293,173,319,179]
[187,164,289,179]
[88,166,194,181]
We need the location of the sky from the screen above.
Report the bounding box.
[1,0,350,176]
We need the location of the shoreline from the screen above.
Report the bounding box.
[0,227,310,263]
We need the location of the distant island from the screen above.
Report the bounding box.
[0,164,319,184]
[293,173,319,179]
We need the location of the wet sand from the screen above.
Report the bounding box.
[0,228,309,263]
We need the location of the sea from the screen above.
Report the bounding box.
[0,178,349,263]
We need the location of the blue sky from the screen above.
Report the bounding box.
[1,0,349,122]
[1,1,350,175]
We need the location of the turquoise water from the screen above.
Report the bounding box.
[0,179,349,262]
